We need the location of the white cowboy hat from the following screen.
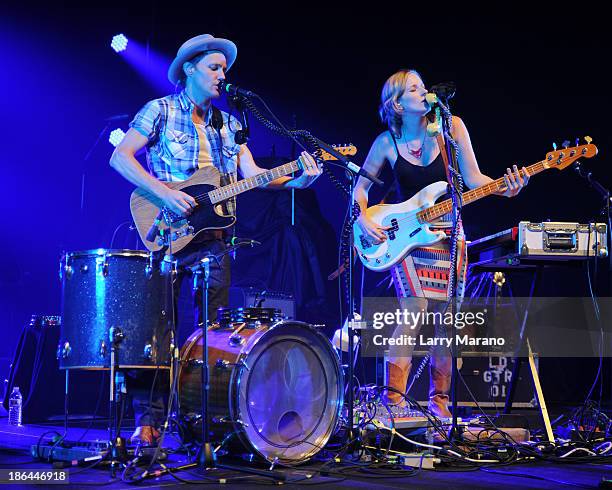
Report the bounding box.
[167,34,237,85]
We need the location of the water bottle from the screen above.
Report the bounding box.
[8,387,22,426]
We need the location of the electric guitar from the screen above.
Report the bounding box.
[354,140,598,272]
[131,145,357,254]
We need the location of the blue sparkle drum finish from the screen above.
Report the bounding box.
[59,249,171,370]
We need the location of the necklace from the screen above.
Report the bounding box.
[402,130,427,160]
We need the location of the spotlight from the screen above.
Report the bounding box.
[111,34,128,53]
[109,128,126,147]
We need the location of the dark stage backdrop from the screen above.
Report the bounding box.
[0,4,609,405]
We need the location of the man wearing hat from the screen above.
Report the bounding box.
[110,34,322,445]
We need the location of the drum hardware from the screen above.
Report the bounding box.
[143,343,153,361]
[211,416,248,427]
[145,252,155,279]
[184,358,248,370]
[57,341,71,360]
[214,359,250,371]
[108,326,127,475]
[215,359,230,369]
[228,335,245,347]
[99,340,107,358]
[96,254,110,277]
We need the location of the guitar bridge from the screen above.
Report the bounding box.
[359,235,371,250]
[162,208,184,225]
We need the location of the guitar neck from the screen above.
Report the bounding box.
[418,159,549,222]
[208,160,300,204]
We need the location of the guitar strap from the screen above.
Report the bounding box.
[434,132,453,184]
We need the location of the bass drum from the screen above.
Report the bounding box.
[179,321,343,465]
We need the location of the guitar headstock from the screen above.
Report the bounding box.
[545,137,598,170]
[318,144,357,161]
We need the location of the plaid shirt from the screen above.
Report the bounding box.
[129,90,242,214]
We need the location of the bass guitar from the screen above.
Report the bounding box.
[354,140,598,271]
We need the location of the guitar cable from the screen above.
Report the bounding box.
[238,94,351,197]
[238,93,360,319]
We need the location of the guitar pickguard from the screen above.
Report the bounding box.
[178,183,235,232]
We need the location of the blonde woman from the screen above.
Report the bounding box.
[354,69,529,416]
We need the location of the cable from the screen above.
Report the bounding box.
[480,466,594,488]
[240,94,351,197]
[77,371,107,442]
[405,350,431,394]
[583,224,604,405]
[109,221,134,249]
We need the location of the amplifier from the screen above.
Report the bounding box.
[3,315,106,422]
[228,287,296,320]
[468,221,608,268]
[518,221,608,259]
[380,351,537,408]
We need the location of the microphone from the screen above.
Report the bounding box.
[145,211,164,243]
[104,114,130,121]
[227,94,250,144]
[218,79,257,98]
[425,83,456,137]
[429,81,456,101]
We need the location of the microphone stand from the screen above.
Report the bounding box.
[305,136,383,452]
[187,240,287,481]
[218,84,384,453]
[435,95,464,442]
[228,95,250,145]
[574,161,612,408]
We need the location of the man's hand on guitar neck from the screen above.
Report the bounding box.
[159,187,197,216]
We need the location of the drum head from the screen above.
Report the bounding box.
[233,321,343,464]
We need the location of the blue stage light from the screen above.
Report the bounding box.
[111,34,128,53]
[109,128,126,147]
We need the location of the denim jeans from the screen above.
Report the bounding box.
[130,238,230,428]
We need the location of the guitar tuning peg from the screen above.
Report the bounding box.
[552,142,557,151]
[584,136,593,144]
[575,138,580,147]
[562,140,570,149]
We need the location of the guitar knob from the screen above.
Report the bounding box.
[584,136,593,144]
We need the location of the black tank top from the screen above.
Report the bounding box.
[389,132,447,203]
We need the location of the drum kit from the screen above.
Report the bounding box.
[58,248,344,465]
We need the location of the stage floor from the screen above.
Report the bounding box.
[0,415,609,489]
